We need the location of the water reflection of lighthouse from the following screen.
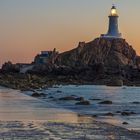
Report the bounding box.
[101,5,122,38]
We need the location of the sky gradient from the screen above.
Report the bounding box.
[0,0,140,64]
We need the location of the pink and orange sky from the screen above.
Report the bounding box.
[0,0,140,65]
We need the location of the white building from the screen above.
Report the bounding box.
[101,5,122,38]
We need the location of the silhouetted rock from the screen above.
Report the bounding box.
[122,122,129,125]
[132,102,140,104]
[103,112,114,116]
[40,93,46,97]
[48,96,54,99]
[121,111,136,116]
[107,78,123,86]
[56,38,136,68]
[99,100,113,104]
[31,92,41,97]
[116,111,121,113]
[1,61,20,73]
[92,115,98,118]
[59,96,76,101]
[2,37,140,89]
[75,100,90,105]
[75,97,84,101]
[31,92,47,97]
[90,98,101,101]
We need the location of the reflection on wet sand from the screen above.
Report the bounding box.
[0,87,140,139]
[0,87,93,123]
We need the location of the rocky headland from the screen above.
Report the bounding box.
[1,37,140,90]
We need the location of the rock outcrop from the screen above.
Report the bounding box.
[56,38,137,68]
[1,61,20,73]
[1,37,140,87]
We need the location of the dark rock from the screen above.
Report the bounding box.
[59,96,76,101]
[132,102,140,104]
[31,92,41,97]
[78,114,82,117]
[122,122,129,125]
[107,78,123,87]
[92,115,98,118]
[104,112,114,116]
[121,112,130,116]
[48,96,54,99]
[116,111,121,113]
[2,37,140,89]
[75,97,84,101]
[31,92,46,97]
[121,111,136,116]
[99,100,113,104]
[75,100,90,105]
[28,37,140,86]
[40,93,46,97]
[1,61,20,73]
[56,38,136,69]
[130,111,137,115]
[90,98,101,101]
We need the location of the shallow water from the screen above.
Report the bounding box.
[1,86,140,139]
[0,86,80,123]
[34,85,140,131]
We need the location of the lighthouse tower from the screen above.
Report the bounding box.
[101,5,122,38]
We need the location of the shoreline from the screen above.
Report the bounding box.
[0,76,140,139]
[1,73,140,93]
[24,85,140,131]
[0,86,140,139]
[0,119,140,140]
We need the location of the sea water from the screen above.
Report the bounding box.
[41,85,140,131]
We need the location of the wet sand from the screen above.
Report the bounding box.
[0,87,140,140]
[0,87,79,122]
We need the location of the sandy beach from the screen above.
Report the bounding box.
[0,87,140,140]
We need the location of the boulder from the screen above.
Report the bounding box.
[48,96,54,99]
[92,115,98,118]
[99,100,113,104]
[75,97,84,101]
[132,102,140,104]
[75,100,90,105]
[116,111,121,113]
[59,96,76,101]
[107,78,123,87]
[1,61,20,73]
[40,93,46,97]
[90,98,101,101]
[122,122,129,125]
[121,111,136,116]
[31,92,41,97]
[103,112,114,116]
[56,38,137,68]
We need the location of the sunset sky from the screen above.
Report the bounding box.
[0,0,140,64]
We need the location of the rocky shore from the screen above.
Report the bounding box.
[0,37,140,139]
[1,38,140,90]
[0,121,140,140]
[0,72,140,92]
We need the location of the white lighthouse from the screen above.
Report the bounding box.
[101,5,122,38]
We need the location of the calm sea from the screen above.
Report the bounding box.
[40,85,140,131]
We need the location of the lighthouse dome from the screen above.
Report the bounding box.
[110,5,118,16]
